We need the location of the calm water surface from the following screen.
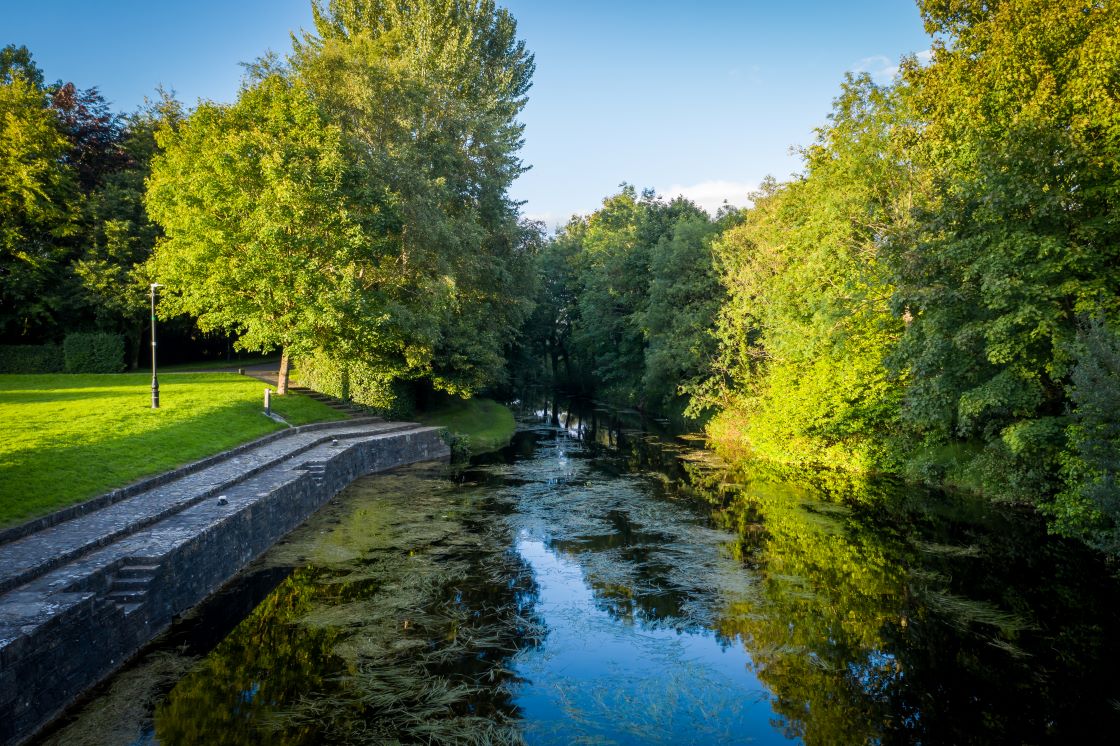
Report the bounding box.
[41,413,1120,745]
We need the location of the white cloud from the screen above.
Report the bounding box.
[522,210,559,226]
[656,179,757,215]
[521,210,579,233]
[853,55,899,84]
[854,49,934,85]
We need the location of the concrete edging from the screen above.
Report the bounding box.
[0,417,384,546]
[1,424,450,746]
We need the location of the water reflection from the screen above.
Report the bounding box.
[40,404,1120,745]
[525,397,1120,743]
[514,535,787,745]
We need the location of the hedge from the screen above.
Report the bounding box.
[0,345,65,374]
[295,352,414,419]
[63,333,126,373]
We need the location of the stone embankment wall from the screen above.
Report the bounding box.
[0,426,448,745]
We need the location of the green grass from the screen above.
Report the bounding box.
[0,373,345,528]
[416,397,515,455]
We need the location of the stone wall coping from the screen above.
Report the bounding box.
[0,424,450,746]
[0,417,389,547]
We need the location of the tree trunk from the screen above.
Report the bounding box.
[549,332,560,382]
[277,350,290,395]
[130,324,143,371]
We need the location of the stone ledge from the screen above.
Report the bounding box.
[0,422,420,596]
[0,425,449,746]
[0,417,385,546]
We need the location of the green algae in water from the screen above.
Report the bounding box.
[148,464,542,746]
[40,418,1120,745]
[41,652,196,746]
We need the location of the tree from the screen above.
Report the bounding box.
[76,92,182,367]
[146,74,372,393]
[0,47,77,340]
[290,0,537,396]
[0,44,44,88]
[1053,319,1120,553]
[570,186,647,404]
[644,211,725,414]
[891,0,1120,500]
[50,83,127,192]
[698,75,917,471]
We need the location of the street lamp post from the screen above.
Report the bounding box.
[150,283,163,408]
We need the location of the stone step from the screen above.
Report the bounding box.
[0,422,450,746]
[116,564,160,578]
[302,462,328,485]
[287,386,380,416]
[0,422,411,594]
[111,577,151,590]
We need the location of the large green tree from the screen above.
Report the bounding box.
[0,47,77,340]
[146,74,372,393]
[698,76,918,471]
[290,0,537,395]
[892,0,1120,500]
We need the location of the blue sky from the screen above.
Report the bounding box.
[4,0,933,227]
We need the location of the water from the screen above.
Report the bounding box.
[39,415,1120,745]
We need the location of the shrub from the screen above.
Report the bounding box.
[63,333,126,373]
[0,345,65,373]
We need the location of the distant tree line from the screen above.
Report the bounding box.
[0,43,182,366]
[513,0,1120,553]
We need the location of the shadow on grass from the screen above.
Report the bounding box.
[0,388,148,405]
[0,373,251,399]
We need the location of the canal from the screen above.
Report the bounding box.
[38,410,1120,744]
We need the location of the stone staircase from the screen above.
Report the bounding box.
[289,386,380,418]
[0,419,451,746]
[301,460,328,486]
[106,558,159,615]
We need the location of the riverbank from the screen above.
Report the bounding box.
[417,397,515,456]
[43,414,1120,743]
[0,373,344,528]
[0,420,449,745]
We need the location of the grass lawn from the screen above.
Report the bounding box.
[417,397,515,455]
[0,373,345,528]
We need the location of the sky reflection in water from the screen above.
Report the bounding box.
[39,417,1120,745]
[512,534,790,745]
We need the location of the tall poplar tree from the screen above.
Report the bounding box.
[290,0,537,395]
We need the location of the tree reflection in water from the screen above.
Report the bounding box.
[42,405,1120,745]
[154,465,543,745]
[667,447,1120,744]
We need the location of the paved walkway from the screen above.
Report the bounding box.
[0,420,419,598]
[0,418,449,745]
